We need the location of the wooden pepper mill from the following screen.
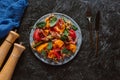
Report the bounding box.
[0,31,19,68]
[0,43,26,80]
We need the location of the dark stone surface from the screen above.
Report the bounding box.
[1,0,120,80]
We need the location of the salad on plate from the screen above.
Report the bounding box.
[30,13,82,65]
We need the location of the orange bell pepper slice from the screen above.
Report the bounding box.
[36,43,48,53]
[54,39,64,48]
[48,50,55,59]
[68,44,76,53]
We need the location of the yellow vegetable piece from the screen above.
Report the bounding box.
[45,17,50,22]
[48,50,55,59]
[46,21,50,28]
[54,26,61,33]
[60,23,65,33]
[54,39,64,48]
[36,43,48,53]
[44,29,49,36]
[54,25,65,34]
[69,44,76,53]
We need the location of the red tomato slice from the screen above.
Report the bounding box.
[69,29,76,39]
[53,49,61,60]
[56,19,64,28]
[33,29,41,42]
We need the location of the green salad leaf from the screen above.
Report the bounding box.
[60,29,69,41]
[64,29,69,36]
[71,25,78,31]
[41,50,47,57]
[60,35,67,41]
[50,16,57,27]
[47,41,52,50]
[61,48,72,54]
[36,21,46,28]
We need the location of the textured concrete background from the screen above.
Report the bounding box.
[1,0,120,80]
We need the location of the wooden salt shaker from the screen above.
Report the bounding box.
[0,31,19,67]
[0,43,26,80]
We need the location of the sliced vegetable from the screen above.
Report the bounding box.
[71,25,78,31]
[33,29,41,42]
[69,29,76,39]
[46,20,50,28]
[68,44,76,53]
[36,43,48,53]
[48,50,55,59]
[53,19,66,34]
[54,26,65,34]
[47,41,52,50]
[54,26,61,33]
[57,19,64,27]
[54,39,64,48]
[36,21,46,28]
[50,16,57,27]
[54,50,60,60]
[44,29,50,36]
[57,19,65,33]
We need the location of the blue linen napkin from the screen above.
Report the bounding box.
[0,0,28,38]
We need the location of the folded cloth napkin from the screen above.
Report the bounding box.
[0,0,28,38]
